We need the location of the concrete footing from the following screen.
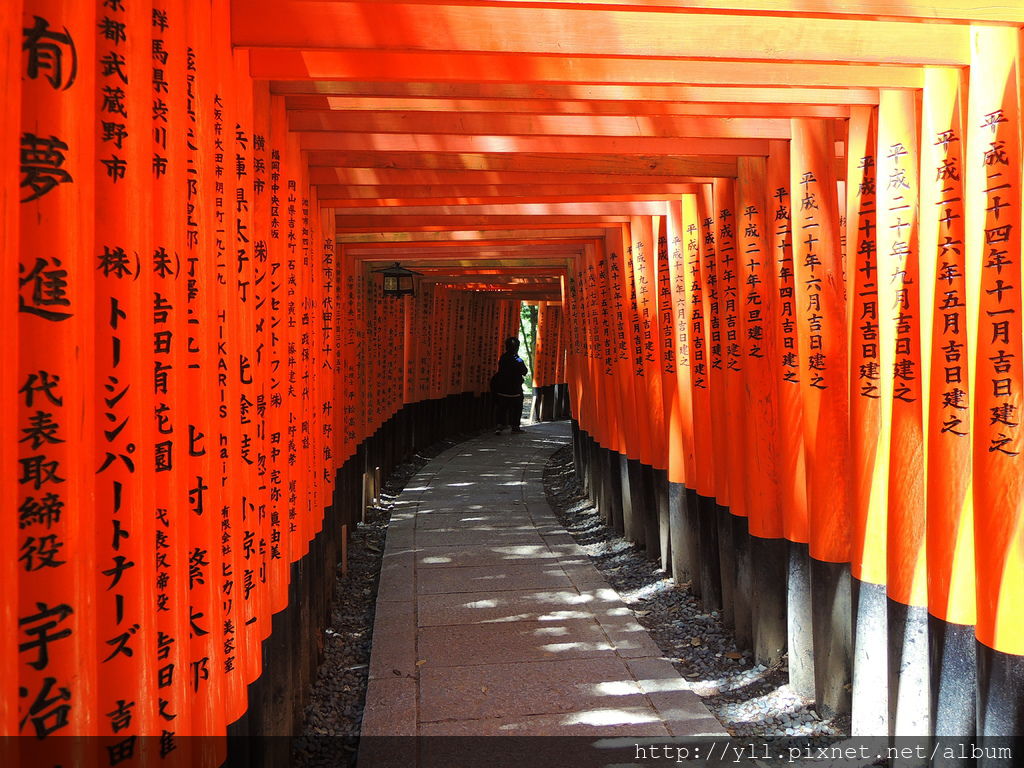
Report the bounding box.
[852,578,889,736]
[810,558,853,717]
[750,536,787,665]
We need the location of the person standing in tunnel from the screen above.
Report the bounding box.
[492,336,529,434]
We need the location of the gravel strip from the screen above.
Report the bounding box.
[291,434,467,768]
[541,444,852,751]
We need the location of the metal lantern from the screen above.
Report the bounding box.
[376,262,421,297]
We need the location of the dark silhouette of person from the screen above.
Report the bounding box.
[492,337,528,433]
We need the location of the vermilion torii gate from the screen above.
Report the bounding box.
[4,0,1024,763]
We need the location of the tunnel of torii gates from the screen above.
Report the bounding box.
[5,0,1024,762]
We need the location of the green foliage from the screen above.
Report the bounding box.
[518,302,537,372]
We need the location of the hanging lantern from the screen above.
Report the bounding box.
[375,262,421,297]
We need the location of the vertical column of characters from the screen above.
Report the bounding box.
[298,180,315,531]
[0,0,22,737]
[919,65,976,736]
[737,156,788,664]
[320,210,337,497]
[715,180,747,520]
[876,94,928,721]
[353,265,368,445]
[249,81,273,635]
[438,286,450,401]
[698,185,728,510]
[586,245,615,454]
[305,184,323,537]
[371,269,385,428]
[469,293,481,394]
[423,282,440,403]
[402,292,414,404]
[450,292,465,396]
[546,302,559,388]
[683,195,713,502]
[563,266,584,425]
[547,301,560,388]
[790,118,851,565]
[93,0,157,750]
[844,104,890,736]
[632,216,667,472]
[766,141,808,547]
[688,190,720,607]
[684,195,708,501]
[229,47,261,691]
[576,251,598,442]
[18,0,97,746]
[149,0,192,752]
[443,290,458,401]
[668,202,696,489]
[414,283,430,408]
[208,0,246,720]
[184,0,225,743]
[473,294,486,393]
[966,26,1024,724]
[339,249,359,465]
[384,275,398,414]
[361,266,374,442]
[846,106,888,607]
[736,158,782,540]
[412,284,429,406]
[623,225,654,468]
[468,292,478,396]
[296,162,315,550]
[605,229,638,464]
[264,96,288,610]
[269,102,292,571]
[790,118,852,714]
[282,133,303,561]
[556,302,568,387]
[533,301,547,388]
[659,210,685,488]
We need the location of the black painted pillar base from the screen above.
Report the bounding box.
[716,503,736,631]
[732,514,753,650]
[654,469,671,572]
[888,599,931,737]
[622,456,643,547]
[684,488,702,597]
[554,382,571,419]
[852,578,889,736]
[810,557,853,717]
[590,439,606,523]
[640,463,660,561]
[669,482,698,586]
[788,541,815,700]
[977,641,1024,767]
[607,448,624,534]
[540,384,555,421]
[750,536,787,665]
[929,615,975,767]
[696,494,722,611]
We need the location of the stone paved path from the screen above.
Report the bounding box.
[359,421,724,750]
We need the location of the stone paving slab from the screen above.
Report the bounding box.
[416,587,601,626]
[418,709,672,737]
[417,618,616,667]
[412,527,546,548]
[416,562,573,595]
[359,421,724,764]
[413,543,563,569]
[418,656,653,721]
